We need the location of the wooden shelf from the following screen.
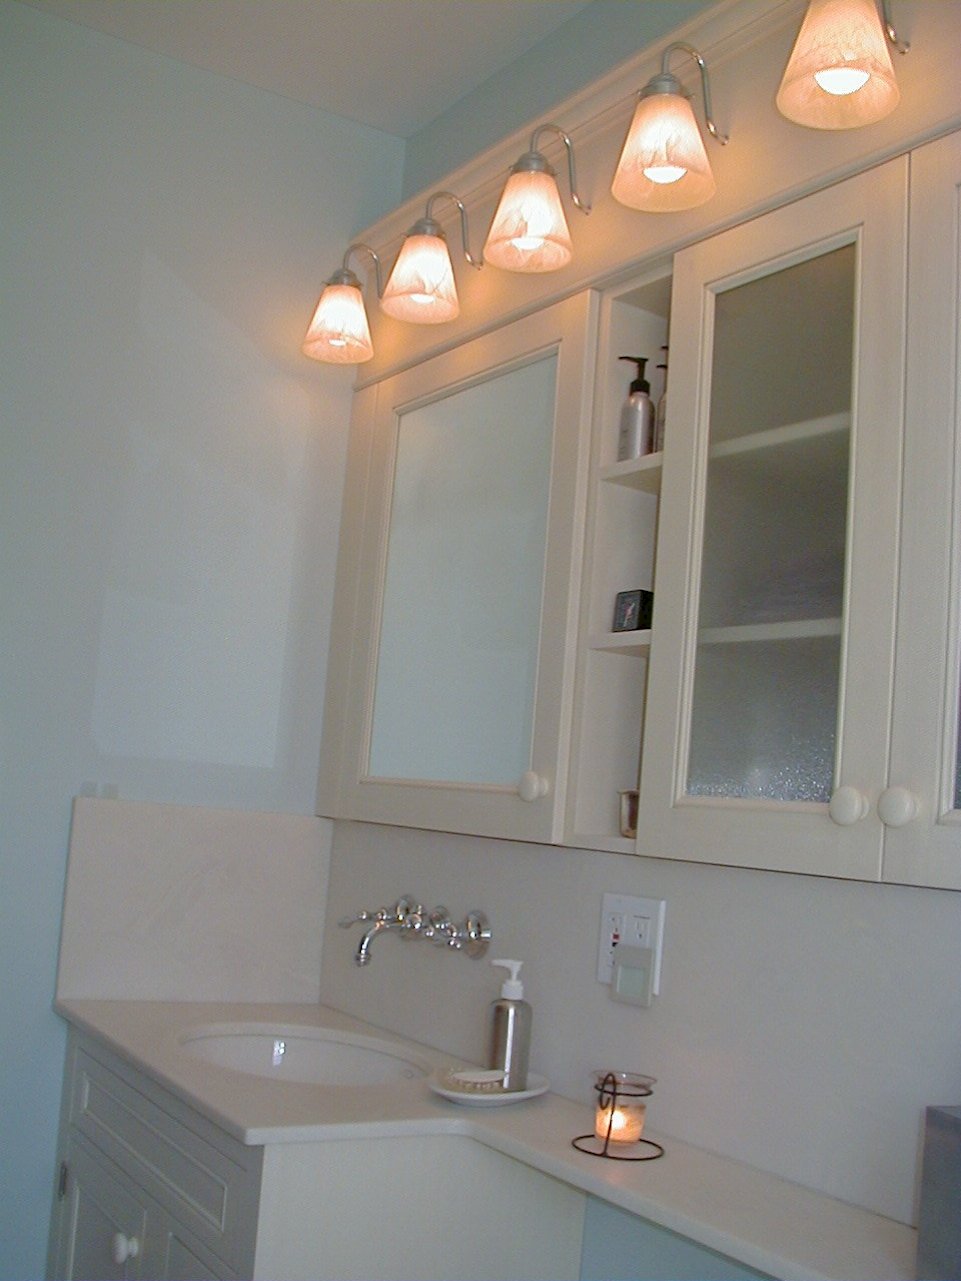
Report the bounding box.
[598,452,663,493]
[589,629,652,656]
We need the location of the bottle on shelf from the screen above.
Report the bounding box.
[616,356,654,461]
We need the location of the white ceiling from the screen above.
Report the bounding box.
[19,0,597,137]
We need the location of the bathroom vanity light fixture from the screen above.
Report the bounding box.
[776,0,908,130]
[484,123,590,273]
[611,42,728,213]
[381,191,482,324]
[301,242,382,364]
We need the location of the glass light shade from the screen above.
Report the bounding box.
[611,91,716,212]
[484,169,573,273]
[301,282,373,364]
[776,0,900,129]
[381,233,459,324]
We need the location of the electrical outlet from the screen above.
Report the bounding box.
[596,893,666,994]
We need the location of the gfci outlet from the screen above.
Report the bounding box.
[597,893,666,994]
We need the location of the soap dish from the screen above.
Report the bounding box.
[429,1067,550,1107]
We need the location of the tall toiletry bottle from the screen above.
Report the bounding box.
[616,357,654,461]
[489,959,531,1091]
[654,345,668,453]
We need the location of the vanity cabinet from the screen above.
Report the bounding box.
[49,1033,262,1280]
[48,1030,584,1281]
[318,292,597,843]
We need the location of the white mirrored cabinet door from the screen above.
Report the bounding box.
[369,355,556,786]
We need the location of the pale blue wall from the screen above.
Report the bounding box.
[581,1200,775,1281]
[0,6,403,1276]
[402,0,712,198]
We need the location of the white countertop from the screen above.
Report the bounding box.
[57,998,916,1281]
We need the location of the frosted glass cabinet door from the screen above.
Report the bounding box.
[318,292,597,843]
[639,160,907,880]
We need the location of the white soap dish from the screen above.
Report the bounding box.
[429,1067,550,1107]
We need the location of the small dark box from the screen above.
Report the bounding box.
[612,589,654,633]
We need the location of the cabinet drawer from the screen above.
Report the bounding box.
[67,1033,261,1273]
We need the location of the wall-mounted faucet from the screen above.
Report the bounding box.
[339,896,491,967]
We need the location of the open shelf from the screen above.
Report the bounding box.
[589,629,652,655]
[598,452,663,493]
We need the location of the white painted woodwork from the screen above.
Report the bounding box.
[318,293,597,843]
[883,129,961,890]
[638,160,908,880]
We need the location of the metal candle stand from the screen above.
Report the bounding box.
[572,1071,665,1162]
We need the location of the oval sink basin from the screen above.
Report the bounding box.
[179,1023,431,1086]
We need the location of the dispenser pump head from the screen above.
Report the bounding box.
[619,355,650,394]
[491,958,524,999]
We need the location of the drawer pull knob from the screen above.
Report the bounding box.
[878,786,919,828]
[112,1233,140,1265]
[518,771,549,802]
[828,785,869,826]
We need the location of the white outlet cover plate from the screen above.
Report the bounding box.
[597,892,666,993]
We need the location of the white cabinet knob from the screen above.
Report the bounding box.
[828,785,869,826]
[878,786,919,828]
[517,771,550,802]
[112,1233,140,1265]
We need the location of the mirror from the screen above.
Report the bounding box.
[368,353,558,786]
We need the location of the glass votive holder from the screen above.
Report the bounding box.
[572,1070,664,1162]
[594,1071,653,1143]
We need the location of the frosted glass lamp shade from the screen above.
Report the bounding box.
[484,169,573,273]
[777,0,900,129]
[611,91,716,212]
[381,233,459,323]
[301,282,373,364]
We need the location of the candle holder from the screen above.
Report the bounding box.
[572,1071,664,1161]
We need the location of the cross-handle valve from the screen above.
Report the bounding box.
[339,897,491,966]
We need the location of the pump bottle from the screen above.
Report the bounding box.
[488,959,531,1091]
[616,356,654,461]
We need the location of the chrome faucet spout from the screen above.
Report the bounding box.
[355,918,406,966]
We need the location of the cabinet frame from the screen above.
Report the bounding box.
[637,161,909,881]
[318,292,598,844]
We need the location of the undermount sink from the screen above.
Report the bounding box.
[179,1023,431,1086]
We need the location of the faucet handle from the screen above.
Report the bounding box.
[338,909,376,929]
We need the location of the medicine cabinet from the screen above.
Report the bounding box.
[318,291,597,844]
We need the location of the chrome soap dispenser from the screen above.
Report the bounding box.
[489,959,531,1091]
[616,356,654,461]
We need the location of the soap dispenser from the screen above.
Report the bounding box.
[489,959,531,1091]
[616,356,654,461]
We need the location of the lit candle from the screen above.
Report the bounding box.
[593,1072,654,1145]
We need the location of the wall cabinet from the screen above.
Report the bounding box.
[318,292,597,843]
[578,134,961,889]
[319,126,961,890]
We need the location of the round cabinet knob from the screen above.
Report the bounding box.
[112,1233,140,1265]
[878,786,919,828]
[828,785,870,826]
[517,771,550,802]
